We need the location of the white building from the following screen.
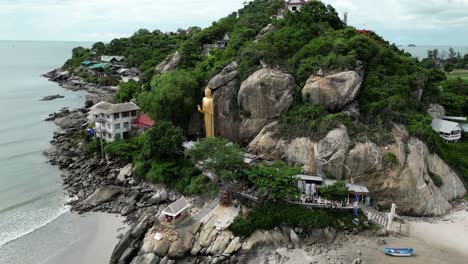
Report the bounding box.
[89,101,140,142]
[431,118,463,142]
[287,0,306,12]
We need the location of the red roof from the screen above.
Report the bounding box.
[132,113,155,129]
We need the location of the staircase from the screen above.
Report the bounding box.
[360,204,409,235]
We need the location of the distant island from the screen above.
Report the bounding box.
[408,44,417,47]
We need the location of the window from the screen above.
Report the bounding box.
[131,110,137,117]
[107,123,111,129]
[115,123,121,129]
[124,122,129,129]
[292,6,297,11]
[115,133,121,140]
[114,113,120,119]
[106,114,111,119]
[107,133,111,139]
[122,111,129,118]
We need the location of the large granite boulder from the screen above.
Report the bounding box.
[345,142,383,178]
[79,185,124,207]
[302,70,363,112]
[116,163,134,185]
[238,68,295,142]
[427,103,446,119]
[248,122,317,174]
[316,125,351,178]
[210,62,241,141]
[155,51,181,74]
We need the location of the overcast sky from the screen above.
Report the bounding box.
[1,0,467,45]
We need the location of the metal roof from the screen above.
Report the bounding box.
[295,174,323,182]
[443,116,467,122]
[323,179,369,194]
[87,63,111,70]
[90,101,140,115]
[101,55,125,62]
[162,196,190,217]
[431,118,462,134]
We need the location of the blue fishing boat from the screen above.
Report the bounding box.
[383,248,414,257]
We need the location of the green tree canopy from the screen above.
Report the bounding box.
[246,162,301,201]
[186,137,244,182]
[116,80,139,103]
[320,181,348,201]
[140,121,185,161]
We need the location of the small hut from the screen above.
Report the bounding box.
[161,197,191,223]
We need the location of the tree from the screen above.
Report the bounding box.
[116,80,139,103]
[186,137,244,182]
[320,181,348,201]
[137,70,201,130]
[141,121,185,161]
[443,63,455,73]
[247,162,301,201]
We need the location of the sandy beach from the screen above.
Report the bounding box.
[41,212,128,264]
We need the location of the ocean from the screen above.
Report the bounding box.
[0,40,89,263]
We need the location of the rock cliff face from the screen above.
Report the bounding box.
[249,124,466,216]
[207,66,294,142]
[209,62,241,141]
[155,51,181,74]
[238,68,295,142]
[302,71,363,112]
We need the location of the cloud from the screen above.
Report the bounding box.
[0,0,467,45]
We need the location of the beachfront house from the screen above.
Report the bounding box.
[162,197,191,223]
[295,175,370,207]
[431,118,463,142]
[287,0,306,12]
[132,113,156,134]
[89,101,140,142]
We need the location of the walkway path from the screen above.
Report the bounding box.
[192,196,220,222]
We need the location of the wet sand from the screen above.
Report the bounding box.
[42,212,128,264]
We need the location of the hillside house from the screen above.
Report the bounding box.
[89,101,140,142]
[287,0,306,12]
[101,55,125,64]
[295,175,370,207]
[431,118,463,142]
[202,33,230,55]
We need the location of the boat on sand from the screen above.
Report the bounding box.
[383,248,414,257]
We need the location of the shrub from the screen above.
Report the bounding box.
[319,181,348,201]
[229,202,369,237]
[104,140,138,162]
[383,153,397,168]
[429,172,443,188]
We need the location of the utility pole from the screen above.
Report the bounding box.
[344,12,348,25]
[95,115,105,160]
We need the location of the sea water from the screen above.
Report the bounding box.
[0,40,89,263]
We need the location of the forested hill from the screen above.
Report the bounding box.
[63,0,467,180]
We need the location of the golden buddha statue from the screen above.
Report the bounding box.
[197,87,215,138]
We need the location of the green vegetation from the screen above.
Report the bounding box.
[229,202,368,237]
[115,80,139,103]
[246,162,301,201]
[275,104,394,145]
[319,181,348,201]
[100,122,216,195]
[383,153,398,168]
[429,172,443,188]
[439,78,468,117]
[447,70,468,82]
[186,137,245,182]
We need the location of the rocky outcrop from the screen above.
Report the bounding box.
[316,126,351,179]
[209,62,241,141]
[249,123,466,216]
[155,51,181,74]
[238,68,295,142]
[248,122,317,174]
[302,70,363,112]
[116,163,134,186]
[428,103,446,119]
